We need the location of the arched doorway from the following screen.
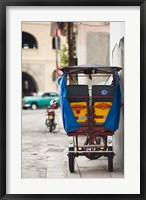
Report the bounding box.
[22,72,38,97]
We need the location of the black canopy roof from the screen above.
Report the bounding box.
[60,64,122,75]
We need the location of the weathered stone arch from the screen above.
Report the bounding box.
[22,72,38,97]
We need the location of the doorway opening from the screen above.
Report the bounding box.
[22,72,38,97]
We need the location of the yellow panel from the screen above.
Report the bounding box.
[94,102,112,123]
[70,102,87,123]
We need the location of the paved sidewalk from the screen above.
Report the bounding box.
[46,149,124,179]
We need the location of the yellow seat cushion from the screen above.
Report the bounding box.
[70,102,87,123]
[94,102,112,124]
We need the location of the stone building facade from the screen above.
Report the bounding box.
[22,22,66,97]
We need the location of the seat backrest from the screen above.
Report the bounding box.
[67,85,89,103]
[67,85,89,127]
[92,85,114,126]
[92,85,114,103]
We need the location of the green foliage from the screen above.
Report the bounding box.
[59,45,69,66]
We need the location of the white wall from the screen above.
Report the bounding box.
[110,22,125,65]
[110,22,125,170]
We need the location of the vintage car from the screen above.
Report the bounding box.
[22,91,60,110]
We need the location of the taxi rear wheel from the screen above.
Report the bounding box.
[68,147,75,173]
[108,147,113,172]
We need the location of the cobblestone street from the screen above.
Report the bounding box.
[22,108,124,179]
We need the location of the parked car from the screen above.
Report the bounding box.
[22,91,60,110]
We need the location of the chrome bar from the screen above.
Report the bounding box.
[76,145,105,148]
[68,151,114,153]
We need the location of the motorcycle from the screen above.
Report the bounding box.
[45,99,58,132]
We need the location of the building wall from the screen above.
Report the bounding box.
[22,63,45,91]
[78,22,110,86]
[86,32,109,65]
[22,22,66,93]
[78,22,110,65]
[110,22,125,170]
